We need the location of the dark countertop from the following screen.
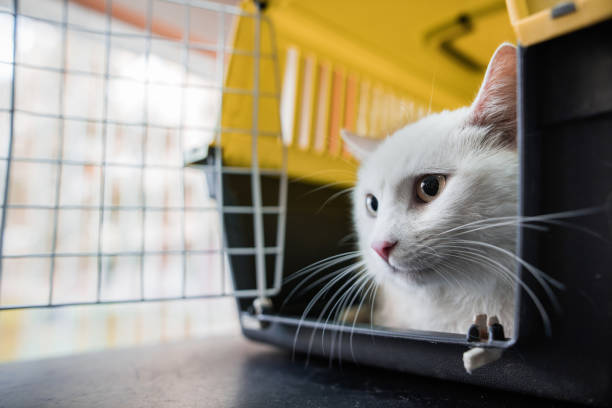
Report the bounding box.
[0,335,583,408]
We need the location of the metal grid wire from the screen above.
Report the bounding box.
[0,0,287,309]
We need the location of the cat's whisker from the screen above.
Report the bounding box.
[369,281,380,333]
[299,181,354,199]
[301,262,365,319]
[335,274,371,361]
[325,191,357,215]
[412,242,479,291]
[281,252,362,310]
[320,267,367,336]
[316,187,356,214]
[439,239,559,320]
[407,241,442,260]
[428,263,456,290]
[433,237,562,291]
[450,219,548,235]
[430,257,478,293]
[283,251,360,284]
[319,275,359,356]
[287,269,350,307]
[437,246,516,289]
[332,272,372,365]
[293,261,366,362]
[360,279,377,327]
[290,168,357,185]
[338,232,359,246]
[348,278,375,364]
[435,206,603,237]
[529,219,609,242]
[324,269,369,365]
[424,234,559,331]
[304,266,367,364]
[413,240,518,306]
[453,217,609,244]
[340,275,372,362]
[438,241,556,317]
[449,238,564,293]
[436,244,554,336]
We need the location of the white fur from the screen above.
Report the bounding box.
[347,44,518,336]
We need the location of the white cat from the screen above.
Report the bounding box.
[341,44,518,336]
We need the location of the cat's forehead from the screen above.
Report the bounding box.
[359,108,470,187]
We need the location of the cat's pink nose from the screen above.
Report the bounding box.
[371,240,397,262]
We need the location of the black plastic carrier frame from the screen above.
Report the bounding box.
[217,18,612,406]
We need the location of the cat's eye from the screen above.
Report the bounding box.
[416,174,446,203]
[365,193,378,216]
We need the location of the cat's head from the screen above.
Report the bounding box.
[343,44,518,290]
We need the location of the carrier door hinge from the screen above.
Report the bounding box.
[241,297,273,330]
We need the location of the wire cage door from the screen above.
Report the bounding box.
[0,0,287,310]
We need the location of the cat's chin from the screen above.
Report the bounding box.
[383,263,436,287]
[367,255,448,288]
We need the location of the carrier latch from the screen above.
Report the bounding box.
[241,297,273,330]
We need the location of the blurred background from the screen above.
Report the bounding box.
[0,0,241,362]
[0,0,515,362]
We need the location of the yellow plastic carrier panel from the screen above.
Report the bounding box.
[220,0,519,186]
[506,0,612,46]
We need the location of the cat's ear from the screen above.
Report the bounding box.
[341,130,381,161]
[469,43,517,147]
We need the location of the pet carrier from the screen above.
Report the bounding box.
[1,0,611,405]
[211,0,612,405]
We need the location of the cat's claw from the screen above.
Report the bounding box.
[466,314,507,342]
